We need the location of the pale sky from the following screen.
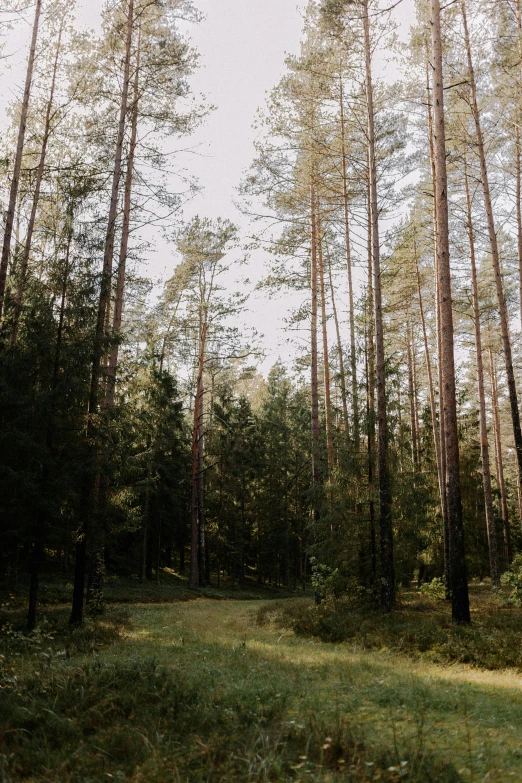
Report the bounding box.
[2,0,416,373]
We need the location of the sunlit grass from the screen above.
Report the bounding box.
[2,592,522,781]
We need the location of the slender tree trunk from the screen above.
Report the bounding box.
[426,52,450,590]
[363,0,394,611]
[464,160,500,587]
[366,180,377,586]
[411,336,422,473]
[516,125,522,332]
[339,74,359,449]
[28,208,74,630]
[407,323,419,471]
[11,18,64,346]
[414,237,445,527]
[189,320,207,589]
[70,0,134,626]
[462,0,522,513]
[431,0,470,623]
[325,242,349,432]
[197,409,207,586]
[317,216,334,475]
[488,347,512,564]
[105,33,140,408]
[0,0,42,323]
[310,184,321,499]
[514,1,522,330]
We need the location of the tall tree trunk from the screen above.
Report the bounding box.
[11,17,64,346]
[464,159,500,587]
[426,52,450,590]
[189,320,207,589]
[488,347,512,564]
[29,208,74,630]
[514,1,522,330]
[407,323,419,471]
[339,73,359,449]
[317,216,334,476]
[0,0,42,323]
[105,33,140,408]
[431,0,470,623]
[325,242,349,432]
[363,0,394,611]
[310,184,321,500]
[462,0,522,515]
[414,237,445,530]
[197,409,207,586]
[366,173,377,586]
[516,125,522,332]
[70,0,134,626]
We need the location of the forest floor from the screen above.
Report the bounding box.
[1,585,522,782]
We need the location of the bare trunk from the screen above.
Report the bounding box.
[189,321,207,589]
[326,242,349,432]
[317,215,334,476]
[488,348,512,564]
[464,159,500,587]
[427,48,450,592]
[105,35,140,408]
[339,74,359,448]
[310,184,321,498]
[366,169,377,586]
[431,0,470,623]
[363,1,394,611]
[462,0,522,513]
[414,238,445,527]
[0,0,42,322]
[70,0,134,626]
[407,323,419,471]
[11,18,64,345]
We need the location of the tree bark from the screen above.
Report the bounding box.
[414,237,445,530]
[325,241,350,432]
[488,347,512,565]
[363,0,394,611]
[431,0,470,623]
[189,321,207,589]
[11,17,64,346]
[310,184,321,498]
[366,166,377,587]
[464,159,500,587]
[339,73,359,449]
[426,52,450,590]
[105,32,140,408]
[0,0,42,323]
[70,0,135,626]
[461,0,522,515]
[407,323,419,471]
[317,215,335,476]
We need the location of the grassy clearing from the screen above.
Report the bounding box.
[1,568,303,609]
[256,581,522,670]
[1,589,522,781]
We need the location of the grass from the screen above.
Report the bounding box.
[256,581,522,670]
[1,567,304,608]
[1,585,522,781]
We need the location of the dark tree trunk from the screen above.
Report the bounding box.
[431,0,470,623]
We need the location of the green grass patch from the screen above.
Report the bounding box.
[2,594,522,781]
[256,583,522,670]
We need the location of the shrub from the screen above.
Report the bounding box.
[501,554,522,606]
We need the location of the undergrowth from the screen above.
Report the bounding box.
[255,585,522,670]
[0,654,462,782]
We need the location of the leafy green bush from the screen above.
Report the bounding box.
[419,577,446,601]
[256,591,522,670]
[501,554,522,606]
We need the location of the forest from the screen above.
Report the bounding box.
[2,0,522,781]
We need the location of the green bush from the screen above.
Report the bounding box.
[501,554,522,606]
